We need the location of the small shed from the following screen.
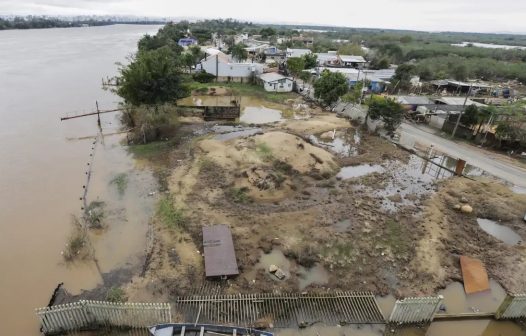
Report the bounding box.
[259,73,294,92]
[202,225,239,278]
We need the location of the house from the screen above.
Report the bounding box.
[286,48,312,59]
[339,55,367,69]
[291,35,314,46]
[199,51,265,82]
[259,73,294,92]
[434,97,487,107]
[178,38,198,47]
[431,79,492,95]
[202,225,239,278]
[315,52,340,66]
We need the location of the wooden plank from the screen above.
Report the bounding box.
[460,256,490,294]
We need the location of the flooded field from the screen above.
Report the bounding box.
[0,24,161,335]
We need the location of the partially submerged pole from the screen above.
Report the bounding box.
[451,83,473,138]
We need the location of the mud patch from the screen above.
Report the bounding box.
[476,218,522,245]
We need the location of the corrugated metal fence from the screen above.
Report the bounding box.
[496,294,526,319]
[389,296,443,324]
[35,300,171,335]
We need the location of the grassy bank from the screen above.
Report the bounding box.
[188,82,298,104]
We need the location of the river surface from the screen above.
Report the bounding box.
[0,24,161,335]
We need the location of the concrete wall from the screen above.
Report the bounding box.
[263,79,294,92]
[201,56,265,78]
[429,115,446,130]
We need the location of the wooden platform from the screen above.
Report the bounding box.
[460,256,490,294]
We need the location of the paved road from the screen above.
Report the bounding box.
[399,122,526,188]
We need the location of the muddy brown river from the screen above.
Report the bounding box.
[0,24,161,335]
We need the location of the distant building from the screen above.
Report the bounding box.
[291,35,314,47]
[339,55,367,69]
[317,67,395,93]
[178,38,198,47]
[199,51,265,82]
[259,73,294,92]
[315,52,340,66]
[286,48,312,59]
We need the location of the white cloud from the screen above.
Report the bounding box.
[0,0,525,33]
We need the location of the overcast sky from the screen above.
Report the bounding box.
[1,0,525,34]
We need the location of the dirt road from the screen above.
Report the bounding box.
[399,122,526,188]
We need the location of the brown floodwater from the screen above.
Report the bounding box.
[0,24,161,335]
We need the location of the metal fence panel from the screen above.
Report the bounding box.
[496,294,526,319]
[389,296,443,324]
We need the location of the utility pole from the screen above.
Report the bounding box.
[95,101,101,127]
[451,83,473,138]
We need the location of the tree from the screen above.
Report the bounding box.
[391,64,415,92]
[400,35,413,44]
[453,64,468,81]
[286,57,305,78]
[302,53,318,69]
[367,96,404,135]
[342,82,364,104]
[338,43,365,56]
[298,71,312,83]
[260,27,276,39]
[116,47,189,106]
[229,43,248,62]
[313,71,349,106]
[370,57,390,70]
[460,105,480,129]
[188,45,204,66]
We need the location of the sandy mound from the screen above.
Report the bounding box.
[283,114,349,135]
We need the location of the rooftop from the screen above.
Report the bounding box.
[202,225,239,278]
[339,55,367,63]
[259,72,291,83]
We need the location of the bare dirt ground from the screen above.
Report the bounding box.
[122,97,526,303]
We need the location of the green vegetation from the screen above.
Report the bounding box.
[106,287,127,303]
[286,57,305,78]
[384,219,410,255]
[84,201,106,229]
[110,173,128,196]
[63,216,90,261]
[157,196,186,229]
[188,82,297,104]
[256,142,274,161]
[313,71,349,106]
[128,138,176,157]
[229,43,248,62]
[121,103,180,144]
[227,187,251,204]
[366,96,404,135]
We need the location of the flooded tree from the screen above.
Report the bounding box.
[313,70,349,106]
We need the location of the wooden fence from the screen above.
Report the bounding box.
[389,296,443,324]
[496,294,526,319]
[35,300,171,335]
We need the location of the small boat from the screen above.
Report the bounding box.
[149,323,274,336]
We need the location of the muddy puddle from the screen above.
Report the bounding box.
[337,164,384,179]
[178,95,285,124]
[476,218,522,245]
[241,106,283,124]
[438,279,506,314]
[309,129,360,157]
[298,264,330,290]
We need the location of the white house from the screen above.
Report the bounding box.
[315,51,340,66]
[259,73,294,92]
[286,48,312,59]
[339,55,367,68]
[199,51,265,82]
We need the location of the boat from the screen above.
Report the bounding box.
[149,323,274,336]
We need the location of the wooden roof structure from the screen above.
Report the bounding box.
[202,225,239,278]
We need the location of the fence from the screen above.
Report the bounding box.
[496,294,526,319]
[36,300,171,335]
[389,296,443,324]
[174,292,385,328]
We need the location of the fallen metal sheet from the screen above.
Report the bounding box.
[460,256,490,294]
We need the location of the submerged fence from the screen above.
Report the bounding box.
[389,296,443,324]
[36,300,171,335]
[174,292,385,328]
[496,294,526,319]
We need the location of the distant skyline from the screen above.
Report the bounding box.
[1,0,526,34]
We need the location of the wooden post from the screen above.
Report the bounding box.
[96,101,101,127]
[455,159,466,176]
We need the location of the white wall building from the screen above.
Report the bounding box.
[259,73,294,92]
[199,51,265,82]
[286,48,312,59]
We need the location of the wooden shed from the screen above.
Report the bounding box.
[202,225,239,278]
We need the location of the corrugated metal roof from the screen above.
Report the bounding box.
[397,96,433,105]
[259,72,291,83]
[203,225,239,278]
[339,55,367,63]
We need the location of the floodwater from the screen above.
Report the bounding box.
[452,41,526,50]
[337,164,384,179]
[0,24,161,335]
[178,95,284,124]
[476,218,522,245]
